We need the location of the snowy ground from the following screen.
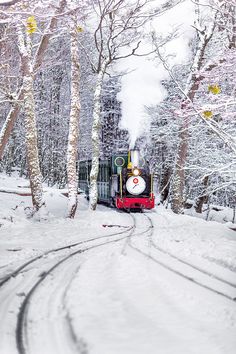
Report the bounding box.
[0,173,236,354]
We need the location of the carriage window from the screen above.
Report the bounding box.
[105,165,108,181]
[104,165,107,182]
[98,167,100,182]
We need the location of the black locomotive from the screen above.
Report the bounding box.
[79,150,155,209]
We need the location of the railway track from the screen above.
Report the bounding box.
[16,234,133,354]
[0,216,136,354]
[1,210,235,354]
[0,224,134,288]
[129,212,236,303]
[121,212,150,253]
[153,211,236,274]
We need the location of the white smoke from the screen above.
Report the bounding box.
[117,56,169,148]
[116,0,195,148]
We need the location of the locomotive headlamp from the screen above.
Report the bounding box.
[132,168,140,176]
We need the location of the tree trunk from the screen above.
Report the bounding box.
[89,60,108,210]
[24,76,44,211]
[194,175,209,213]
[67,25,80,218]
[0,89,24,159]
[171,121,189,214]
[0,0,66,160]
[17,27,44,212]
[160,167,171,203]
[171,17,216,214]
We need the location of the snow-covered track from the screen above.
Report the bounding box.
[0,222,136,354]
[153,211,236,274]
[129,213,236,303]
[150,236,236,289]
[120,211,154,254]
[0,225,134,288]
[202,255,236,273]
[15,226,137,354]
[143,213,236,289]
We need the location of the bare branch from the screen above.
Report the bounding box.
[154,39,236,154]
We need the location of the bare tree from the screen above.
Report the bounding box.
[170,6,218,213]
[0,0,67,213]
[154,0,236,213]
[0,0,67,159]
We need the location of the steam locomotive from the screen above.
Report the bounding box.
[79,150,155,210]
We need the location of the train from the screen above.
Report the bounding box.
[79,150,155,210]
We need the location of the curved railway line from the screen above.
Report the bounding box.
[129,212,236,303]
[14,212,162,354]
[0,225,134,288]
[16,213,160,354]
[16,235,132,354]
[145,213,236,288]
[0,216,137,354]
[0,210,235,354]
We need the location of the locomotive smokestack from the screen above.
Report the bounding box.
[130,149,140,168]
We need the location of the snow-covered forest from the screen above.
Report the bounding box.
[0,1,235,354]
[0,0,235,217]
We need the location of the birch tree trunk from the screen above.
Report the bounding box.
[0,0,66,160]
[67,24,80,218]
[17,26,44,212]
[0,90,24,159]
[89,60,108,210]
[171,18,216,214]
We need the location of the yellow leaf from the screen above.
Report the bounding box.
[77,26,83,33]
[203,110,213,118]
[26,16,37,34]
[208,85,221,95]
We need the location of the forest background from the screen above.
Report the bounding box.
[0,0,235,219]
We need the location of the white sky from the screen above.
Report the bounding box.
[116,0,196,147]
